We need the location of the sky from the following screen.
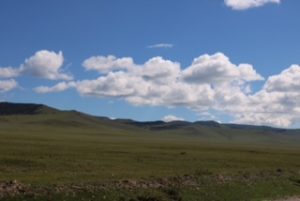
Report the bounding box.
[0,0,300,128]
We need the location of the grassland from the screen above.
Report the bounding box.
[0,108,300,201]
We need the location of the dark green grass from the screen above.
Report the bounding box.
[0,114,300,200]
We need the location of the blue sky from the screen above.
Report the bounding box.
[0,0,300,127]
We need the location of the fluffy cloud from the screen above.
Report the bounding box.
[225,0,281,10]
[76,55,217,108]
[0,79,18,92]
[0,50,72,81]
[75,53,267,124]
[263,65,300,92]
[147,43,174,49]
[35,53,300,128]
[162,115,185,122]
[233,65,300,127]
[0,67,20,78]
[137,57,181,84]
[34,81,76,94]
[82,55,134,73]
[182,53,263,84]
[21,50,72,80]
[77,72,143,97]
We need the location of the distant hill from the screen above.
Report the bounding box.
[0,102,299,146]
[0,102,59,115]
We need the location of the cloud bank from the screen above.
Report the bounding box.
[36,52,300,127]
[224,0,281,10]
[75,53,300,127]
[2,50,300,128]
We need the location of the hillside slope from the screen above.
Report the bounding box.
[0,102,300,146]
[0,102,300,201]
[0,102,59,115]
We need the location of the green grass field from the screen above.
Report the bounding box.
[0,109,300,201]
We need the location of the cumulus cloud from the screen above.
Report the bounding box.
[21,50,72,80]
[76,55,216,108]
[182,53,263,84]
[162,115,185,122]
[75,53,268,124]
[263,65,300,92]
[0,50,72,81]
[147,43,174,49]
[224,0,281,10]
[138,57,181,84]
[82,55,134,73]
[0,67,20,78]
[77,72,143,97]
[34,52,300,128]
[34,81,76,94]
[0,79,18,92]
[232,65,300,127]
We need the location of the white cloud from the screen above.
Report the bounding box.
[162,115,185,122]
[34,81,76,94]
[21,50,72,80]
[34,53,300,128]
[0,79,18,92]
[232,65,300,127]
[147,43,174,49]
[77,72,142,97]
[182,53,263,84]
[224,0,281,10]
[0,50,72,81]
[263,65,300,92]
[75,53,265,124]
[76,55,215,108]
[137,57,181,84]
[82,55,134,73]
[0,67,20,78]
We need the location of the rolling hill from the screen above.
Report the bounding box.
[1,102,300,201]
[0,102,299,146]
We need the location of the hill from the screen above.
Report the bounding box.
[0,102,300,146]
[0,102,59,115]
[0,102,300,201]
